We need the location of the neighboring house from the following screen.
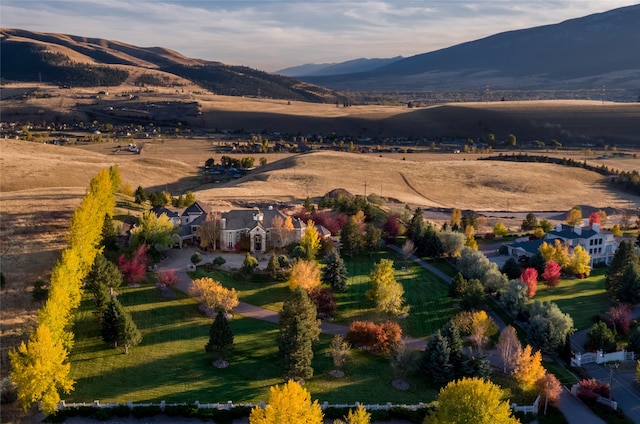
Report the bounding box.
[506,221,618,266]
[152,203,331,253]
[151,201,211,248]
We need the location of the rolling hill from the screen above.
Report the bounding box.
[298,5,640,95]
[0,28,341,103]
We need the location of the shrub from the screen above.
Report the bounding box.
[190,252,202,265]
[278,255,290,268]
[112,404,131,417]
[627,329,640,354]
[212,256,226,266]
[604,304,633,335]
[94,407,113,420]
[577,379,610,405]
[346,321,402,355]
[308,287,337,317]
[131,405,161,418]
[585,322,617,353]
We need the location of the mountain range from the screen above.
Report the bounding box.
[1,5,639,99]
[293,5,640,93]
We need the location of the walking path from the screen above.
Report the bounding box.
[159,246,614,424]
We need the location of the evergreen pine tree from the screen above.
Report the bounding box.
[606,240,639,300]
[322,251,349,292]
[86,254,122,294]
[267,251,280,279]
[279,317,315,380]
[205,310,234,362]
[101,214,119,251]
[101,297,123,348]
[278,287,320,381]
[462,354,491,379]
[120,310,142,354]
[420,331,453,384]
[440,321,464,372]
[91,282,111,321]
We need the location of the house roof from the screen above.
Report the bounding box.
[183,201,210,216]
[547,223,599,240]
[222,208,287,231]
[508,239,546,255]
[151,206,181,218]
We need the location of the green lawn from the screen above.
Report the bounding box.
[533,269,612,330]
[69,285,439,405]
[192,248,457,339]
[339,249,456,338]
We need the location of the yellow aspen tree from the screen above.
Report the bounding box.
[566,207,582,226]
[425,377,519,424]
[553,239,570,268]
[450,208,462,227]
[469,310,498,353]
[9,325,74,415]
[538,241,554,262]
[464,225,478,249]
[339,404,371,424]
[367,259,409,317]
[190,277,239,313]
[300,220,321,260]
[568,245,591,277]
[288,259,321,291]
[513,345,546,392]
[249,380,323,424]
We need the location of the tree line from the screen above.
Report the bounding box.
[9,167,120,414]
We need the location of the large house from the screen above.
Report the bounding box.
[506,221,618,266]
[152,202,330,253]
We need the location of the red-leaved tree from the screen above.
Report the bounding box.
[311,210,348,235]
[604,304,633,335]
[382,214,402,243]
[118,244,148,285]
[541,260,561,287]
[577,379,610,405]
[308,287,337,317]
[520,267,538,298]
[157,269,179,288]
[588,212,601,226]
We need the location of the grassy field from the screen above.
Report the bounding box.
[337,250,456,338]
[191,247,457,339]
[533,269,612,331]
[68,285,438,405]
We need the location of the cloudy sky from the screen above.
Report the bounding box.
[2,1,638,72]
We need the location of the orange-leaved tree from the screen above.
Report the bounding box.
[514,345,546,392]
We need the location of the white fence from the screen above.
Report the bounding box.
[58,400,426,412]
[570,349,634,367]
[511,395,540,415]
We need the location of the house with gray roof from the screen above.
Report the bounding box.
[153,202,330,253]
[506,221,618,266]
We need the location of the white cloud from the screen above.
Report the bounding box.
[1,0,638,71]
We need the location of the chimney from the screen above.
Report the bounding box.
[592,222,600,233]
[220,218,226,230]
[574,225,582,236]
